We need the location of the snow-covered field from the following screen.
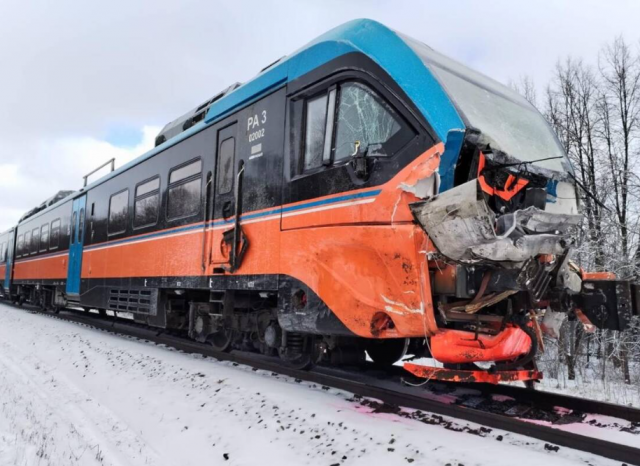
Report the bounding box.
[536,372,640,408]
[0,304,625,466]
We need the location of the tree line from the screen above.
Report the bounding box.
[511,37,640,388]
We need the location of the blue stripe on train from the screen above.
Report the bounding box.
[83,189,381,252]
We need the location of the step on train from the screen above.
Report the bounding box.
[1,19,638,383]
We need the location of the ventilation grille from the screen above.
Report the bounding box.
[108,288,158,314]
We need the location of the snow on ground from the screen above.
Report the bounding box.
[535,372,640,409]
[0,304,623,466]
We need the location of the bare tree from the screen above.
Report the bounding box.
[513,40,640,386]
[598,36,640,279]
[545,58,606,271]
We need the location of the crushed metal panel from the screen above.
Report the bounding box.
[411,180,496,261]
[410,179,582,264]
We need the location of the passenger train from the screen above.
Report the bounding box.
[1,20,636,381]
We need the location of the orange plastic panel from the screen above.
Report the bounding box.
[430,326,532,364]
[477,152,529,201]
[581,271,616,280]
[404,363,542,384]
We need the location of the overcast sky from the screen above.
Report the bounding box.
[1,0,640,230]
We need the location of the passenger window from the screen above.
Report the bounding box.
[78,208,85,242]
[17,235,23,257]
[24,231,31,255]
[0,243,4,262]
[303,94,329,170]
[333,82,405,161]
[134,177,160,228]
[40,224,49,252]
[217,138,235,194]
[50,219,61,250]
[109,190,129,235]
[168,160,202,220]
[31,228,39,254]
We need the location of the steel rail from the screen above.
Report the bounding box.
[9,305,640,465]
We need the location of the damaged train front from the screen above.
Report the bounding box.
[405,135,639,384]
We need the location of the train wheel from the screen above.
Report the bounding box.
[278,333,316,370]
[208,328,233,353]
[278,349,314,371]
[366,338,409,367]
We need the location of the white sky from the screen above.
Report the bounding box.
[1,0,640,230]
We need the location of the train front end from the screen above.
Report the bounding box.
[397,34,639,383]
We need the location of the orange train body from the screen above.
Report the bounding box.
[81,146,443,339]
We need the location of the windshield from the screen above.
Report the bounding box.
[401,34,572,174]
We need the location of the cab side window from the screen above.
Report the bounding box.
[333,82,404,161]
[299,80,413,173]
[303,92,332,170]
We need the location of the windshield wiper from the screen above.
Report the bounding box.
[482,155,565,171]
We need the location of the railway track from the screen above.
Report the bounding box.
[11,303,640,465]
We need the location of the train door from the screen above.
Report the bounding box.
[4,228,14,294]
[66,195,87,296]
[209,123,238,268]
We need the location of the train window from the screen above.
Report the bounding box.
[303,93,329,170]
[40,224,49,252]
[0,243,4,262]
[108,190,129,235]
[71,212,77,243]
[24,231,31,256]
[217,138,235,195]
[134,177,160,229]
[168,160,201,220]
[78,208,85,242]
[31,228,39,254]
[16,235,23,257]
[333,82,407,161]
[50,219,61,250]
[170,159,202,184]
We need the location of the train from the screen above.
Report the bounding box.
[1,19,637,383]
